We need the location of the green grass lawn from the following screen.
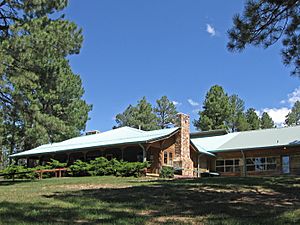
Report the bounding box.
[0,176,300,225]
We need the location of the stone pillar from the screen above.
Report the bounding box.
[173,113,194,177]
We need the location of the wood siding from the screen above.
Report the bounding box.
[212,146,300,176]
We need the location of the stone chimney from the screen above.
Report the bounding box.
[174,113,194,176]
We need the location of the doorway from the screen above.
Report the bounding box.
[282,156,290,174]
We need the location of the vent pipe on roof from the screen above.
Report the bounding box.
[85,130,100,136]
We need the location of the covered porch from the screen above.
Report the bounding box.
[11,127,180,175]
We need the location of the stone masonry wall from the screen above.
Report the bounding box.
[174,113,194,176]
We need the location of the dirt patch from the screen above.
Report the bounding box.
[54,183,132,190]
[147,215,205,225]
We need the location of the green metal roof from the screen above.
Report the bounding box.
[10,126,179,158]
[11,124,299,159]
[190,129,228,138]
[191,133,238,154]
[191,125,300,153]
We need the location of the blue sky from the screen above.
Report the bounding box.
[64,0,300,132]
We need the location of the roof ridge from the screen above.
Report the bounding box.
[121,126,146,133]
[230,125,300,135]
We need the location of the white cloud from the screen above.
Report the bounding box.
[192,109,200,114]
[261,107,290,127]
[255,110,261,117]
[188,99,200,106]
[172,101,181,106]
[206,24,216,36]
[287,87,300,106]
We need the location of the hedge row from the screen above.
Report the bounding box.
[69,157,149,177]
[0,157,149,180]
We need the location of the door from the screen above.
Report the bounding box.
[282,156,290,174]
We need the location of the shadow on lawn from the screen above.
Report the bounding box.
[0,176,299,224]
[0,200,141,225]
[0,179,33,186]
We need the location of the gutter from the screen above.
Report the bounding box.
[208,143,298,153]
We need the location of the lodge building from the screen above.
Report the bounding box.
[10,113,300,177]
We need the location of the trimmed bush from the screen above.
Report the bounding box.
[69,160,91,177]
[47,159,67,169]
[0,165,36,180]
[116,161,149,177]
[159,166,174,178]
[1,157,150,180]
[89,157,148,177]
[89,157,110,176]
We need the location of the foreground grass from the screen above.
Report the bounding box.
[0,176,299,224]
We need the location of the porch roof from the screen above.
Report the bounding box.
[10,126,179,158]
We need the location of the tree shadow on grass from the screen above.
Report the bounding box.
[44,178,300,225]
[143,176,300,196]
[0,179,33,186]
[0,176,299,224]
[0,200,145,225]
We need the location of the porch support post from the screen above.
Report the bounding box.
[66,153,70,165]
[83,152,87,161]
[241,150,246,177]
[15,158,19,166]
[197,154,201,178]
[121,147,125,161]
[158,140,166,171]
[38,156,42,166]
[139,144,147,162]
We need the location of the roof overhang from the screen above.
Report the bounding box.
[10,127,180,159]
[190,141,216,157]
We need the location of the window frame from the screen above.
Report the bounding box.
[216,158,241,173]
[164,151,168,165]
[246,156,277,172]
[163,151,174,166]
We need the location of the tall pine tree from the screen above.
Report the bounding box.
[285,101,300,126]
[0,1,91,154]
[228,0,300,76]
[236,111,250,131]
[245,108,260,130]
[194,85,230,131]
[154,96,178,129]
[260,112,275,129]
[115,97,159,131]
[227,94,246,132]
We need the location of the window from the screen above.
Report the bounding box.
[246,157,277,172]
[163,151,173,166]
[169,153,173,166]
[164,151,168,164]
[216,159,240,173]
